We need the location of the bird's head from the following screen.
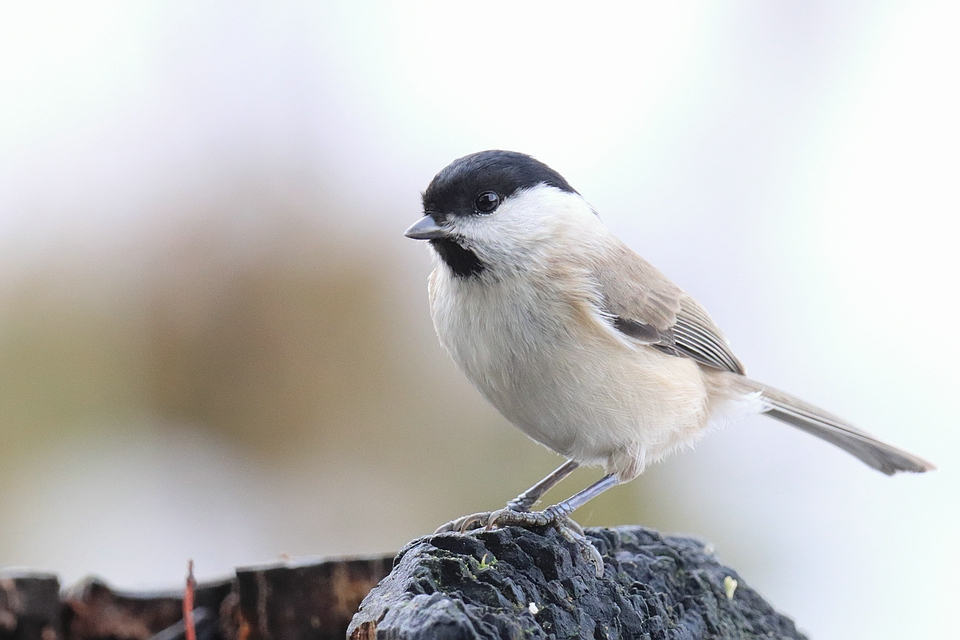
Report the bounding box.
[405,150,590,278]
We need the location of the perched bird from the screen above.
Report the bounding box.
[405,150,933,539]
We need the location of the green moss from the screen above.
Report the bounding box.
[477,553,498,570]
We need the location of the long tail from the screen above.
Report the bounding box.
[736,378,935,475]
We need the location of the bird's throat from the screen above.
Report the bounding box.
[430,238,485,278]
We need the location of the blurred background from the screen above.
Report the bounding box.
[0,2,956,638]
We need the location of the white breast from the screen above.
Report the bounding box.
[427,263,713,481]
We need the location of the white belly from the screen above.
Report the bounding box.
[428,267,713,481]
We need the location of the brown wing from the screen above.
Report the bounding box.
[593,242,745,375]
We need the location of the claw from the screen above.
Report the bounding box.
[562,517,584,536]
[434,512,494,535]
[436,509,604,577]
[434,518,458,534]
[458,512,491,532]
[554,522,604,577]
[584,542,605,577]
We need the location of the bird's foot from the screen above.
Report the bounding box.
[433,495,545,534]
[434,507,584,535]
[434,507,603,576]
[434,512,495,534]
[486,503,571,528]
[555,521,605,578]
[486,506,603,577]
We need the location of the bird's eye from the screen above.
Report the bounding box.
[474,191,500,214]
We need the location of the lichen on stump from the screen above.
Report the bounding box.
[348,525,806,640]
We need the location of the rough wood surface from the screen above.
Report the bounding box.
[348,525,807,640]
[61,577,234,640]
[232,555,394,640]
[0,554,394,640]
[2,526,808,640]
[0,571,61,640]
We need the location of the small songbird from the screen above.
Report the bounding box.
[405,150,933,540]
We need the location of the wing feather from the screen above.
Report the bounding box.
[592,241,745,375]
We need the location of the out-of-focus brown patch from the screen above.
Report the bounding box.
[144,216,396,453]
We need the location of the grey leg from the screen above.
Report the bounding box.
[506,459,580,511]
[488,474,620,578]
[434,459,580,534]
[487,473,620,528]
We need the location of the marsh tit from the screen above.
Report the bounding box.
[406,150,933,535]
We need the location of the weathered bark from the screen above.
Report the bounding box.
[232,556,393,640]
[348,526,807,640]
[0,571,61,640]
[2,525,807,640]
[1,554,393,640]
[62,577,234,640]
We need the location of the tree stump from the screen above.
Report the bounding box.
[1,525,808,640]
[348,525,807,640]
[0,571,61,640]
[0,555,393,640]
[61,577,235,640]
[232,556,394,640]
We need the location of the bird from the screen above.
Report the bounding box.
[405,149,934,544]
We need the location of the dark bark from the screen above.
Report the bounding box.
[0,571,61,640]
[348,526,807,640]
[232,556,393,640]
[1,525,807,640]
[62,577,234,640]
[0,555,393,640]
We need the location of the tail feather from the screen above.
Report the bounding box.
[737,379,935,475]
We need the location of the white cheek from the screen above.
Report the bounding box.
[453,184,603,270]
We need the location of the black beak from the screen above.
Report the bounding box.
[404,215,448,240]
